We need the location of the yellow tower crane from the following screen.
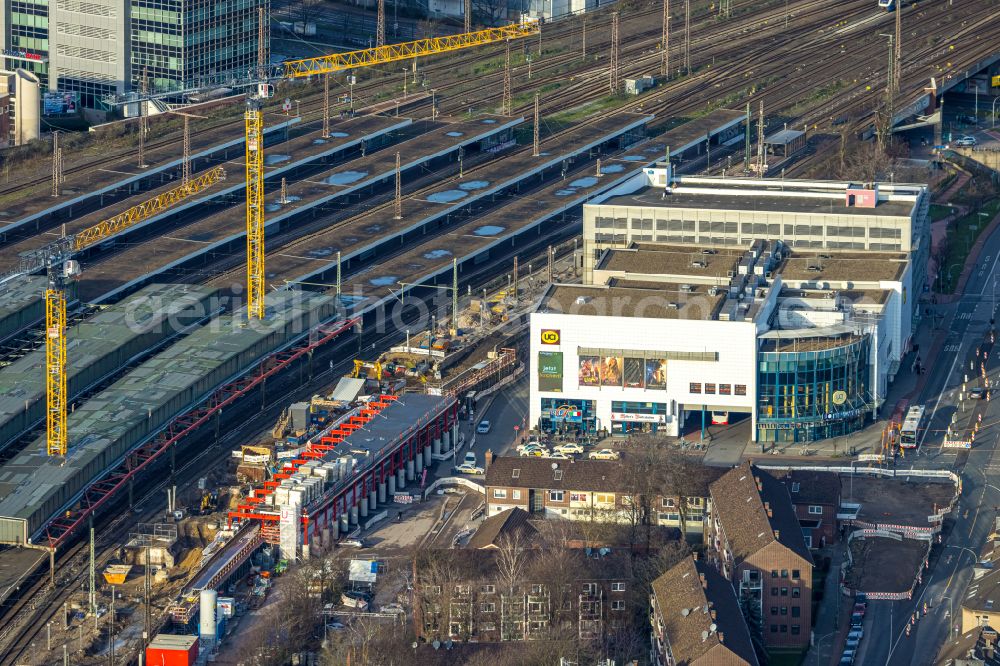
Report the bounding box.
[45,259,77,456]
[242,18,540,320]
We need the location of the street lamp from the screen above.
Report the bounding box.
[814,630,837,665]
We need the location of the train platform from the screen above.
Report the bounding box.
[0,114,411,275]
[344,120,670,308]
[212,113,651,290]
[74,115,522,302]
[0,116,301,240]
[186,523,262,594]
[0,546,46,610]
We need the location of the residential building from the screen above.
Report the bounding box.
[483,454,714,539]
[935,625,1000,665]
[770,469,841,548]
[708,461,814,650]
[1,0,268,106]
[650,556,759,666]
[466,507,537,549]
[413,549,635,643]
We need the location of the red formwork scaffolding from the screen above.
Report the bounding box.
[41,317,360,549]
[228,393,459,548]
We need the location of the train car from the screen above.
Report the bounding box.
[878,0,903,11]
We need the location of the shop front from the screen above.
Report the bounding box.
[610,401,668,435]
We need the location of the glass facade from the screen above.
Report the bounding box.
[538,398,596,435]
[130,0,266,93]
[756,333,871,443]
[8,0,50,85]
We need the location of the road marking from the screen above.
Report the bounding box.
[922,340,963,452]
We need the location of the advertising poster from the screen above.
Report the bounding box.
[579,355,601,386]
[645,358,668,389]
[623,357,644,388]
[537,351,564,392]
[600,356,623,387]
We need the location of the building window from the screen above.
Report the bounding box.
[781,570,788,578]
[809,505,823,515]
[553,470,563,481]
[513,490,521,500]
[781,587,788,596]
[481,602,496,612]
[596,493,614,504]
[804,534,813,548]
[493,489,507,499]
[735,384,747,396]
[481,585,495,594]
[512,469,520,478]
[611,582,626,592]
[771,570,778,578]
[792,624,801,635]
[531,584,544,594]
[791,482,800,493]
[689,382,702,394]
[582,583,597,596]
[662,497,675,508]
[780,625,787,633]
[719,384,732,395]
[571,493,588,502]
[792,587,801,598]
[456,585,470,595]
[528,602,544,613]
[705,383,716,394]
[792,606,801,618]
[611,600,625,610]
[549,491,564,502]
[780,606,788,615]
[770,606,778,616]
[792,569,801,580]
[770,625,778,633]
[771,587,778,596]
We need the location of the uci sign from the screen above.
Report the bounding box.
[540,329,560,345]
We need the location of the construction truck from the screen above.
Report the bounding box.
[199,490,219,515]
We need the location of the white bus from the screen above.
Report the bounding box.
[899,405,926,449]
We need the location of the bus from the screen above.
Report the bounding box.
[899,405,926,449]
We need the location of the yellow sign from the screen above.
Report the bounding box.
[833,390,847,405]
[993,74,1000,88]
[540,329,560,345]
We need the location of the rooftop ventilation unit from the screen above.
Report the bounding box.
[701,249,717,255]
[667,302,680,309]
[575,296,592,305]
[680,284,693,293]
[691,260,707,268]
[708,287,719,296]
[807,265,822,272]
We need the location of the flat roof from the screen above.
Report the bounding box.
[965,565,1000,613]
[765,128,805,145]
[780,287,890,305]
[778,251,907,282]
[595,244,742,280]
[600,179,920,217]
[332,394,452,461]
[846,476,955,528]
[659,109,746,151]
[539,282,726,320]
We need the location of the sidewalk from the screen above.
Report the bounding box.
[802,546,847,666]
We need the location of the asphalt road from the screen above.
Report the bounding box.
[849,197,1000,665]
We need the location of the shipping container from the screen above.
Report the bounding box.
[146,633,199,666]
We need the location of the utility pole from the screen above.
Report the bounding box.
[451,258,459,336]
[503,40,512,116]
[280,177,288,204]
[394,152,402,219]
[138,68,149,169]
[143,546,151,655]
[51,131,62,197]
[109,586,116,666]
[257,6,267,79]
[609,12,620,94]
[513,256,519,301]
[582,16,586,60]
[547,246,554,284]
[322,73,330,139]
[182,116,191,185]
[532,93,540,157]
[89,525,96,615]
[464,0,471,33]
[756,99,766,177]
[377,0,385,47]
[684,0,691,75]
[336,251,342,297]
[661,0,669,79]
[744,102,751,171]
[894,5,902,95]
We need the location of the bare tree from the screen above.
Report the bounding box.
[292,0,324,26]
[471,0,507,26]
[495,530,531,595]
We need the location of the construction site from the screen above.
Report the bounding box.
[0,0,996,662]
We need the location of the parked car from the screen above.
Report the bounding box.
[476,420,492,434]
[548,452,572,460]
[520,448,549,457]
[841,648,857,663]
[463,451,477,466]
[850,613,864,629]
[553,443,584,455]
[452,463,485,475]
[516,444,545,454]
[970,387,987,399]
[847,629,864,642]
[340,538,367,548]
[341,592,369,610]
[846,636,861,649]
[954,135,977,146]
[589,449,621,461]
[852,602,867,616]
[380,603,405,615]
